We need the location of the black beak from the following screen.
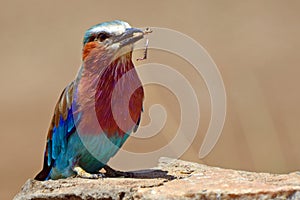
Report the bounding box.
[114,28,144,47]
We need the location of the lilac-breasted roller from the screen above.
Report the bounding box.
[35,20,146,180]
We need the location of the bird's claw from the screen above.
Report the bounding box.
[74,166,105,179]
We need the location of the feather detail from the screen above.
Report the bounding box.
[95,57,144,136]
[76,43,144,137]
[77,53,144,137]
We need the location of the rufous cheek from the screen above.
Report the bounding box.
[82,41,105,61]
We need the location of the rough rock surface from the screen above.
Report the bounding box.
[14,157,300,200]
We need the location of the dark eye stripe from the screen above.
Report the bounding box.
[97,32,110,42]
[87,32,111,44]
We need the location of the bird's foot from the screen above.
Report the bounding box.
[104,165,134,178]
[74,166,104,179]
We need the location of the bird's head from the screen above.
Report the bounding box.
[82,20,144,63]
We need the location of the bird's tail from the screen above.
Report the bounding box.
[34,154,52,181]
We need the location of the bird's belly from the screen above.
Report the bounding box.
[50,131,130,179]
[75,133,129,173]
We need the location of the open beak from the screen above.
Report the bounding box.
[114,28,144,47]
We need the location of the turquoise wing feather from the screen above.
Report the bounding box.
[35,82,77,180]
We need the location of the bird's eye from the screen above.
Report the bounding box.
[96,32,110,42]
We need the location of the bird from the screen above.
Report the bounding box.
[35,20,147,180]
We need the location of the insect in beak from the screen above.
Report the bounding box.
[137,28,152,61]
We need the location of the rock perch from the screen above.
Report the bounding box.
[14,157,300,199]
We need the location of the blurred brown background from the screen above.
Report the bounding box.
[1,0,300,199]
